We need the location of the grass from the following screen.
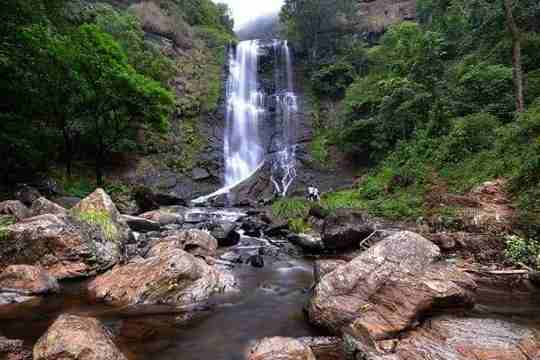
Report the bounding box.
[321,190,367,211]
[74,210,119,242]
[272,197,311,219]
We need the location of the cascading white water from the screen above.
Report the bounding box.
[271,40,299,197]
[193,39,299,204]
[224,40,265,187]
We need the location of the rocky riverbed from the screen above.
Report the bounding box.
[1,189,539,360]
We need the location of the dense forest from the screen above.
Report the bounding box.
[1,0,235,188]
[277,0,540,263]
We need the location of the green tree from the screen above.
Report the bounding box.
[69,25,175,185]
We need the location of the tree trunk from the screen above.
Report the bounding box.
[504,0,525,113]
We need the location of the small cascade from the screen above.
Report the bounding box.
[270,40,299,197]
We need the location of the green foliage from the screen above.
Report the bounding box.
[320,190,367,212]
[311,62,356,99]
[74,210,119,242]
[437,113,501,164]
[309,134,331,166]
[61,177,95,198]
[288,218,311,234]
[0,215,16,242]
[92,4,176,86]
[272,197,312,219]
[504,234,540,269]
[454,63,514,119]
[166,118,206,172]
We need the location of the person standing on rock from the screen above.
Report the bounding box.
[307,185,320,202]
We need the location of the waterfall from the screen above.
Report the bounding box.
[271,40,299,197]
[192,39,299,204]
[224,40,265,187]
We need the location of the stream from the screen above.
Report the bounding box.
[1,214,322,359]
[2,207,540,359]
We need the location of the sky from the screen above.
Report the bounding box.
[213,0,284,29]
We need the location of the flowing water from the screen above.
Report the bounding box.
[270,40,299,197]
[1,232,320,360]
[195,39,299,205]
[224,40,266,187]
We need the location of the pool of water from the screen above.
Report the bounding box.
[1,236,322,359]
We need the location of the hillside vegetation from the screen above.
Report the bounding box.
[280,0,540,258]
[1,0,235,188]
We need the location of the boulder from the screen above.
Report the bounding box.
[322,210,374,250]
[34,314,127,360]
[73,188,130,246]
[347,315,540,360]
[121,214,161,232]
[307,231,477,337]
[192,167,211,181]
[0,201,30,221]
[0,265,59,318]
[0,265,59,295]
[30,197,67,217]
[134,186,186,213]
[313,260,347,283]
[73,188,126,226]
[210,222,241,247]
[0,335,32,360]
[153,229,218,258]
[15,185,41,206]
[1,214,122,279]
[287,233,325,253]
[87,244,235,308]
[246,337,316,360]
[139,210,183,226]
[297,337,345,360]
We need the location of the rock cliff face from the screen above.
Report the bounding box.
[356,0,416,39]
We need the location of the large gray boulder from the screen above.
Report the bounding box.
[307,231,477,338]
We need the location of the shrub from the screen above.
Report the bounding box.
[504,234,540,269]
[311,61,356,99]
[455,63,514,119]
[437,113,501,164]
